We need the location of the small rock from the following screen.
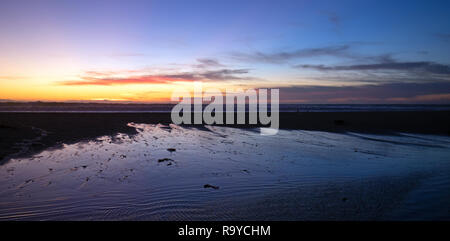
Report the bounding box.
[203,184,219,190]
[167,148,176,152]
[158,158,173,163]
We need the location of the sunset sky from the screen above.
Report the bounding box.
[1,0,450,103]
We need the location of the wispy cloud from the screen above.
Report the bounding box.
[200,69,251,80]
[59,68,252,86]
[194,58,224,68]
[230,45,353,63]
[296,61,450,75]
[387,93,450,102]
[277,82,450,103]
[60,75,181,86]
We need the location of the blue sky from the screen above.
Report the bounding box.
[0,0,449,103]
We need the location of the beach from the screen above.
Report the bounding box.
[0,111,449,220]
[1,111,450,161]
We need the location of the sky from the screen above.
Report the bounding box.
[1,0,450,103]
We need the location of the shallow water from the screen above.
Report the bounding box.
[0,124,449,220]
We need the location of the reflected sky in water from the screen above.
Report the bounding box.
[0,124,449,220]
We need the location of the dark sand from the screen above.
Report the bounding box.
[1,111,449,162]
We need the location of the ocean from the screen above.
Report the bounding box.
[1,102,450,112]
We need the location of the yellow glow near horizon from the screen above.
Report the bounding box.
[0,75,275,102]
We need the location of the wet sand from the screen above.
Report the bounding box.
[0,112,449,220]
[1,111,449,162]
[0,123,449,220]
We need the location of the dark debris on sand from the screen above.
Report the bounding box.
[158,158,175,166]
[204,184,220,190]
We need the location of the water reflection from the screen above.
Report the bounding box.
[0,123,449,220]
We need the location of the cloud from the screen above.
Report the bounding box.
[59,68,252,86]
[363,53,396,64]
[296,61,450,75]
[200,69,250,80]
[277,82,450,103]
[60,75,178,86]
[229,44,400,65]
[195,58,224,68]
[387,93,450,102]
[230,45,353,63]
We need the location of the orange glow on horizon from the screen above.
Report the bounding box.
[0,74,274,103]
